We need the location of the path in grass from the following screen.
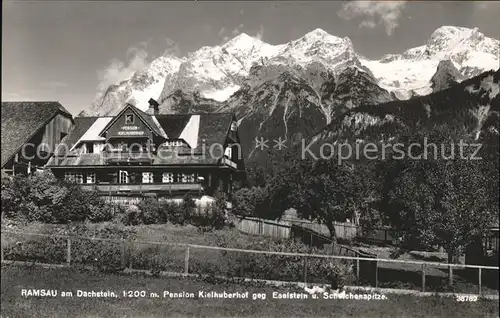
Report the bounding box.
[2,265,499,318]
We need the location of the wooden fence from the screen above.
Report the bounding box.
[1,231,499,296]
[288,219,359,240]
[234,217,291,239]
[234,216,359,241]
[235,216,396,245]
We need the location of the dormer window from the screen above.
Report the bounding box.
[125,114,135,124]
[224,147,232,159]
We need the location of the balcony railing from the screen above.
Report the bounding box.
[104,150,153,164]
[80,183,202,194]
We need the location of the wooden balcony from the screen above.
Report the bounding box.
[104,151,153,164]
[80,183,202,194]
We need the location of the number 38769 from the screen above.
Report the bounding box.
[456,295,478,302]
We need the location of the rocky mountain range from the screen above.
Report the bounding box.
[84,26,499,166]
[87,26,498,117]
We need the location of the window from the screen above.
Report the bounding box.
[142,172,154,184]
[182,173,195,183]
[93,142,104,154]
[162,172,174,183]
[163,140,183,147]
[60,132,68,142]
[224,147,232,159]
[65,172,83,184]
[64,172,74,182]
[75,174,83,184]
[86,143,94,154]
[125,114,135,124]
[86,172,96,184]
[118,170,129,184]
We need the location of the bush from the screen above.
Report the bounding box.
[1,171,113,224]
[1,171,64,222]
[190,196,226,230]
[163,201,187,226]
[123,205,141,225]
[111,205,129,224]
[87,203,115,223]
[233,187,269,218]
[137,198,164,225]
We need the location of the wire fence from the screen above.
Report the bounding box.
[1,231,498,296]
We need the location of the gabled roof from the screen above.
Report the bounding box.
[98,103,166,139]
[135,107,167,138]
[1,101,73,167]
[155,115,192,138]
[48,112,236,167]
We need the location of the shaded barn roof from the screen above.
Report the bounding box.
[1,101,73,167]
[134,106,167,138]
[49,112,235,167]
[56,117,99,155]
[156,114,192,138]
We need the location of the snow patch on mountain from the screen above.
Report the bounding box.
[361,26,499,99]
[90,26,499,116]
[90,55,184,114]
[125,80,166,111]
[202,85,241,102]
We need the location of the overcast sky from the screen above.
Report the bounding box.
[2,1,499,115]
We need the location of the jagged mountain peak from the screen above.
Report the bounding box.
[426,26,494,57]
[361,25,498,100]
[223,32,262,47]
[286,28,350,49]
[89,25,499,117]
[428,26,482,43]
[429,25,478,38]
[303,28,334,38]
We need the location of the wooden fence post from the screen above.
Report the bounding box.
[356,258,360,283]
[303,257,308,283]
[66,238,71,266]
[240,252,244,278]
[448,266,453,286]
[120,240,126,268]
[478,267,482,295]
[421,264,426,292]
[128,241,133,269]
[184,246,190,274]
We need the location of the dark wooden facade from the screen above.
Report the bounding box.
[46,102,244,200]
[1,102,74,175]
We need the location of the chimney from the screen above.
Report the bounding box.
[147,98,159,115]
